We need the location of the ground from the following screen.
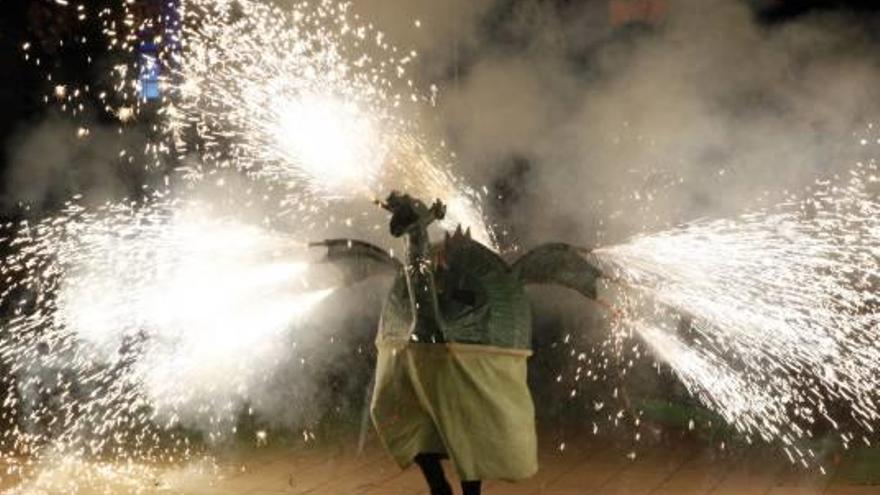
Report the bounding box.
[6,433,878,494]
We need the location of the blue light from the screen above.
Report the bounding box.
[139,53,161,101]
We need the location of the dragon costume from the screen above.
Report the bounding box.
[310,192,604,482]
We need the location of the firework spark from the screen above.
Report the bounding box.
[595,161,880,464]
[0,198,331,490]
[157,0,494,244]
[26,0,496,245]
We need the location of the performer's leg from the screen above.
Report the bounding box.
[462,480,482,495]
[414,453,452,495]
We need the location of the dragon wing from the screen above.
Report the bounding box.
[309,238,401,286]
[511,243,603,299]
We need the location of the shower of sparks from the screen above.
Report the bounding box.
[594,161,880,465]
[162,0,397,198]
[8,1,499,487]
[25,0,496,246]
[0,198,332,489]
[158,0,495,244]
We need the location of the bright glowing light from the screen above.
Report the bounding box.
[162,0,402,199]
[274,94,385,196]
[117,106,134,122]
[53,210,333,411]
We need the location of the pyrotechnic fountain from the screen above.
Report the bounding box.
[593,161,880,468]
[156,0,495,245]
[0,199,332,492]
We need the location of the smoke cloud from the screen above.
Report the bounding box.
[359,0,880,248]
[3,115,150,213]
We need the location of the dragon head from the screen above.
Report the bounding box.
[377,191,446,238]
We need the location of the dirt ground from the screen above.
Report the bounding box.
[6,433,880,495]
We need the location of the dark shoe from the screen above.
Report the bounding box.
[462,480,481,495]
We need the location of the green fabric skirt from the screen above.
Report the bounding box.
[370,342,538,481]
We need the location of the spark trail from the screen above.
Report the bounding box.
[594,162,880,465]
[24,0,495,245]
[158,0,494,244]
[0,198,331,490]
